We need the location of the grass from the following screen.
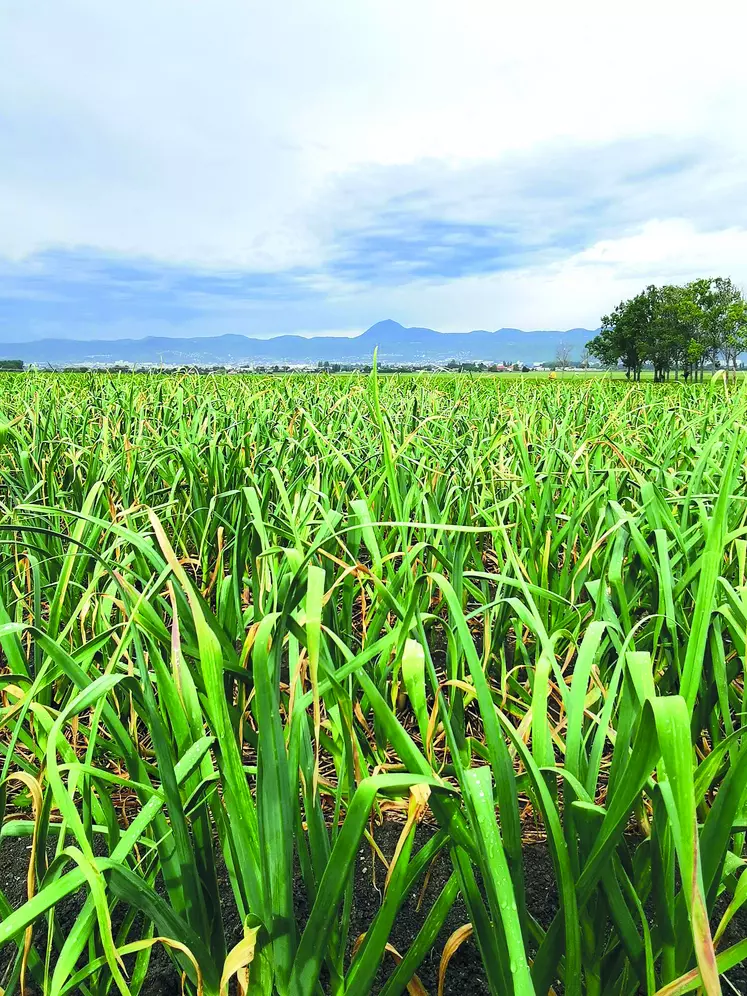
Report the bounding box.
[0,366,746,995]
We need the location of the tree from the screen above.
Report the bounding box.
[646,284,696,381]
[579,348,590,370]
[681,277,744,379]
[588,276,746,381]
[706,277,745,376]
[723,298,747,378]
[586,319,621,372]
[664,283,704,380]
[641,284,673,382]
[555,342,572,370]
[588,293,648,379]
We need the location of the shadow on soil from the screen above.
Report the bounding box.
[1,823,745,994]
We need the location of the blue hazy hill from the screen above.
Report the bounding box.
[0,320,595,366]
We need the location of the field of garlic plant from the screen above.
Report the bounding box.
[1,367,747,996]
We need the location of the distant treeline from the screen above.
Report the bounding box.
[588,277,747,381]
[0,360,23,371]
[21,361,538,375]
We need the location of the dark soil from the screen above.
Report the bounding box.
[1,825,746,995]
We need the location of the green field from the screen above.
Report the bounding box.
[1,370,747,995]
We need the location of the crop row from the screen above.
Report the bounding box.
[0,370,746,995]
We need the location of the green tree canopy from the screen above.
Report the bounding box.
[588,277,746,380]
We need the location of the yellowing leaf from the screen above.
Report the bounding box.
[221,926,260,996]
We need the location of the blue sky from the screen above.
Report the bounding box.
[1,1,746,341]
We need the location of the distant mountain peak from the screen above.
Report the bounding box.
[360,320,439,343]
[363,319,405,333]
[0,322,596,367]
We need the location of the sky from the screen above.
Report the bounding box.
[1,0,747,342]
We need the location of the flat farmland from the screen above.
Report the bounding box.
[1,370,746,996]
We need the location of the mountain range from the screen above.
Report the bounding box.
[0,320,596,367]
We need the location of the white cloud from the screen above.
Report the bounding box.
[1,0,747,334]
[346,221,747,331]
[573,220,747,278]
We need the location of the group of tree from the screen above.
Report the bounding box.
[588,277,747,381]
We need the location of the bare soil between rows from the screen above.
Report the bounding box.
[1,823,746,994]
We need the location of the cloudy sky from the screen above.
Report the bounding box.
[1,0,746,341]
